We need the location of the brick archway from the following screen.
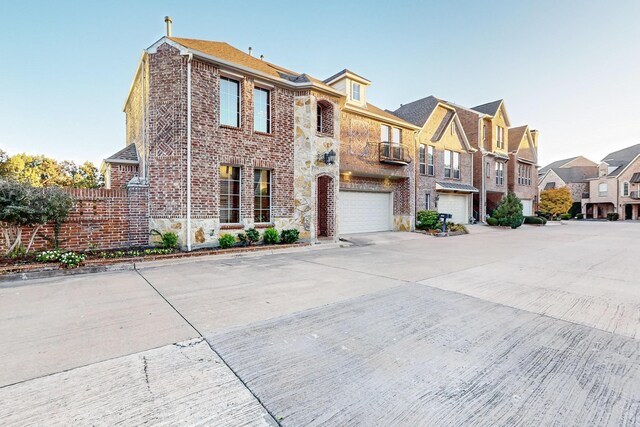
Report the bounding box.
[317,175,335,239]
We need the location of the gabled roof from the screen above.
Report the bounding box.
[104,144,139,164]
[539,156,597,175]
[323,69,371,85]
[508,125,537,163]
[472,100,503,116]
[391,96,441,127]
[346,102,417,129]
[600,143,640,177]
[508,126,528,152]
[432,110,455,142]
[553,166,598,183]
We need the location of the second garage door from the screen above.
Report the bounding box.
[522,199,533,216]
[338,191,393,234]
[437,194,469,224]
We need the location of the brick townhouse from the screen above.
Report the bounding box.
[112,22,342,249]
[507,125,539,215]
[393,96,478,224]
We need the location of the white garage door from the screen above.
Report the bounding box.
[438,194,469,224]
[522,199,533,216]
[339,191,392,234]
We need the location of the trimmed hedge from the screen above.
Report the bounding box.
[486,217,499,226]
[607,212,619,221]
[560,213,571,220]
[416,210,439,230]
[576,213,584,220]
[524,216,546,225]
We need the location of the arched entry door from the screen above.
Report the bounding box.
[317,175,335,239]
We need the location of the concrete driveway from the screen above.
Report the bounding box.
[1,221,639,425]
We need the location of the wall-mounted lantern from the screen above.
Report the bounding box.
[323,149,336,165]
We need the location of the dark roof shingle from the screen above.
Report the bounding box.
[471,99,503,116]
[105,144,139,163]
[601,143,640,177]
[391,96,441,127]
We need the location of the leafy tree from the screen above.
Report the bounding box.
[539,187,573,217]
[491,192,524,228]
[0,180,74,255]
[0,153,103,188]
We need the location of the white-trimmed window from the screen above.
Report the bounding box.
[254,169,271,223]
[427,146,434,176]
[351,82,361,101]
[419,144,426,175]
[444,150,452,178]
[496,125,505,149]
[425,193,431,210]
[486,161,491,178]
[622,181,629,197]
[495,162,504,185]
[380,125,390,142]
[598,182,607,197]
[253,87,271,133]
[391,128,401,145]
[221,77,241,127]
[453,152,460,179]
[220,165,241,223]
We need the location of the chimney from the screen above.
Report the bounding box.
[260,54,264,61]
[164,16,172,37]
[530,129,539,148]
[248,47,253,56]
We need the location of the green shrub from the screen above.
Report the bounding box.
[237,232,249,246]
[486,217,498,226]
[492,192,524,228]
[263,227,280,244]
[524,216,545,225]
[160,231,179,249]
[416,210,439,230]
[607,212,619,221]
[245,228,260,244]
[280,229,300,244]
[560,213,571,220]
[576,213,584,220]
[218,233,236,249]
[58,251,86,269]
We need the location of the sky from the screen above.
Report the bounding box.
[1,0,639,167]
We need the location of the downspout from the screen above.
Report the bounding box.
[479,117,486,222]
[185,53,193,251]
[414,128,423,227]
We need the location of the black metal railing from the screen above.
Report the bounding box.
[379,142,411,165]
[630,191,640,199]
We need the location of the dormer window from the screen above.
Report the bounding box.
[351,82,361,101]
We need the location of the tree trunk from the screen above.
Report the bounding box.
[25,225,42,253]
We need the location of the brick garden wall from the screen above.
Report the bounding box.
[1,186,149,253]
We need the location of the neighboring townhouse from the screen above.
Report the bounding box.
[507,126,539,215]
[449,100,511,220]
[538,156,598,213]
[582,144,640,219]
[324,70,419,233]
[115,27,343,249]
[393,96,477,224]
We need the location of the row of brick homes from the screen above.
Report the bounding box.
[107,26,539,248]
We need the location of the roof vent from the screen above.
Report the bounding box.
[248,47,253,56]
[260,54,264,61]
[164,16,172,37]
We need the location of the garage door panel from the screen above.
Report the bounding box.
[438,194,469,224]
[339,191,392,234]
[522,200,533,216]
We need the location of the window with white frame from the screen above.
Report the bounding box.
[598,182,608,196]
[351,82,361,101]
[453,152,460,179]
[425,193,431,210]
[622,181,629,196]
[495,162,504,185]
[220,165,241,223]
[444,150,452,178]
[391,128,401,145]
[254,169,271,223]
[380,125,390,142]
[220,77,241,127]
[427,146,434,176]
[253,87,271,133]
[419,144,426,175]
[518,164,532,186]
[495,126,505,149]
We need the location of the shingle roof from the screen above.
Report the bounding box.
[539,157,579,175]
[391,96,441,127]
[431,110,455,142]
[104,144,139,163]
[554,166,598,184]
[323,69,371,84]
[630,172,640,183]
[348,103,416,128]
[471,100,503,116]
[601,143,640,177]
[508,126,528,152]
[436,182,479,192]
[169,37,335,92]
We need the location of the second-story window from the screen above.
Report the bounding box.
[428,146,434,176]
[599,182,608,196]
[486,161,491,178]
[495,162,504,185]
[351,82,361,101]
[419,145,426,175]
[623,181,630,196]
[483,124,487,142]
[253,87,271,133]
[381,125,390,142]
[496,126,504,149]
[391,128,401,145]
[444,149,452,178]
[220,77,241,127]
[453,152,460,179]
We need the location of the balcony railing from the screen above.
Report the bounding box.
[379,142,411,165]
[630,191,640,199]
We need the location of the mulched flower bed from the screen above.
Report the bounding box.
[0,243,309,277]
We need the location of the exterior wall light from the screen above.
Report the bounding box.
[324,149,336,165]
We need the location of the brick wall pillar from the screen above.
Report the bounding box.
[126,178,150,247]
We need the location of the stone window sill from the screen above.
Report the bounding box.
[254,131,273,137]
[219,124,242,131]
[316,131,334,138]
[220,223,244,230]
[254,223,275,229]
